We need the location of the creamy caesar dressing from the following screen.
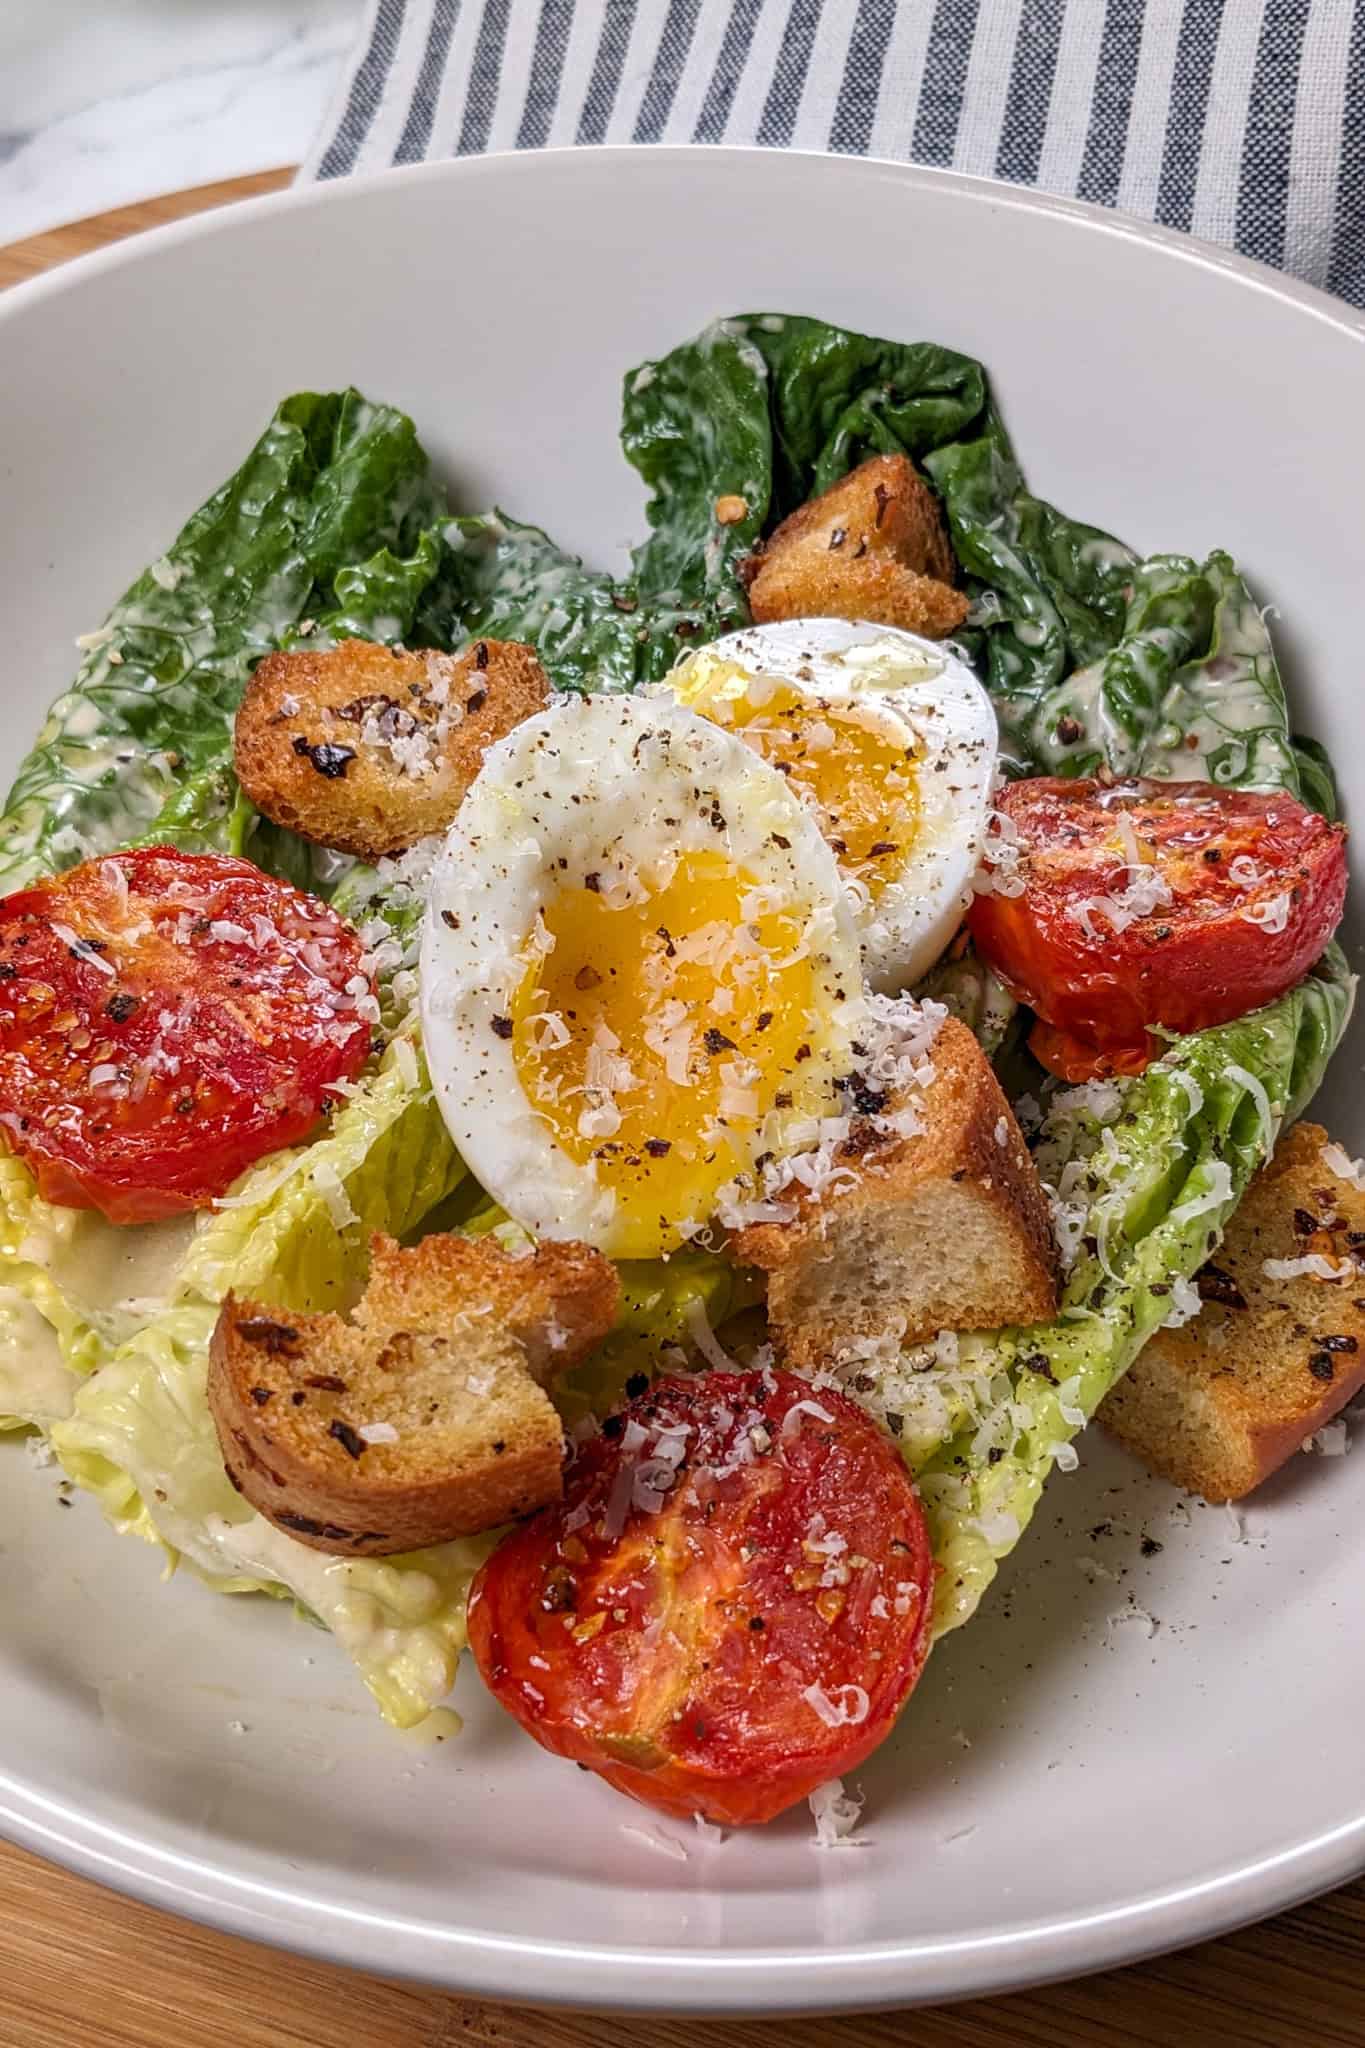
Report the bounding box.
[0,1286,77,1424]
[1030,556,1299,791]
[17,1206,199,1348]
[1140,577,1299,789]
[1078,536,1139,573]
[200,1512,476,1724]
[0,543,307,885]
[1032,623,1187,774]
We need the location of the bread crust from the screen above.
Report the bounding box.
[733,1017,1058,1367]
[1101,1122,1365,1500]
[743,454,969,640]
[234,637,548,859]
[208,1232,619,1554]
[357,1231,621,1384]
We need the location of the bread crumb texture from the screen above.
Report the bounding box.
[742,454,970,640]
[208,1232,618,1554]
[235,637,549,859]
[734,1016,1058,1368]
[1101,1122,1365,1500]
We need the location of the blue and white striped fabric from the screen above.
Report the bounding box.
[303,0,1365,308]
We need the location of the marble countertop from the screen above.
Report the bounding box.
[1,0,362,243]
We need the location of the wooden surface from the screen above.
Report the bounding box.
[1,175,1363,2048]
[0,169,293,289]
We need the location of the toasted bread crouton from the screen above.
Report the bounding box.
[743,455,969,640]
[208,1232,619,1555]
[1100,1122,1365,1501]
[234,637,549,859]
[732,1017,1057,1369]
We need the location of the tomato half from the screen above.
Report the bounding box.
[968,778,1347,1080]
[468,1368,934,1826]
[0,848,374,1223]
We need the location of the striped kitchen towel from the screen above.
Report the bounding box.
[303,0,1364,308]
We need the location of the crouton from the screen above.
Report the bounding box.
[208,1232,619,1555]
[732,1017,1057,1369]
[234,637,549,859]
[742,454,970,640]
[1101,1122,1365,1501]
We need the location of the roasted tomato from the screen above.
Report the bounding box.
[468,1368,934,1826]
[968,778,1347,1080]
[0,847,373,1223]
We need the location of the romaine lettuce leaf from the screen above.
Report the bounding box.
[1028,550,1301,794]
[915,946,1354,1636]
[0,1146,200,1394]
[0,392,446,889]
[45,1042,762,1726]
[50,1037,472,1726]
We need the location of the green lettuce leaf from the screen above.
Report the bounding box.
[1028,550,1301,793]
[424,512,658,694]
[49,1039,472,1726]
[621,318,771,610]
[0,391,445,887]
[0,1147,201,1390]
[913,946,1353,1637]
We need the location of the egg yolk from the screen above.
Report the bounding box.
[678,666,920,897]
[509,849,837,1258]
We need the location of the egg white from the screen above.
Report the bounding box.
[657,618,998,992]
[418,693,865,1257]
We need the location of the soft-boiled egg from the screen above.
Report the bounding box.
[419,695,865,1260]
[654,619,997,991]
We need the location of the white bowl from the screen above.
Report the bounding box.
[0,147,1362,2015]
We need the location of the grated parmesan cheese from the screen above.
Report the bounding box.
[1303,1418,1350,1457]
[619,1825,688,1863]
[972,809,1026,898]
[1321,1141,1365,1192]
[716,994,946,1228]
[781,1398,835,1441]
[310,1158,358,1230]
[1168,1160,1233,1228]
[808,1779,866,1849]
[1263,1253,1355,1282]
[1160,1273,1203,1329]
[683,1296,737,1372]
[1065,859,1172,940]
[50,921,116,976]
[1241,891,1291,935]
[802,1682,870,1729]
[1172,1069,1205,1118]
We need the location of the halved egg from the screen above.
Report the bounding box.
[419,695,865,1260]
[654,619,997,991]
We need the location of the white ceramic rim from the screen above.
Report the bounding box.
[1,147,1363,2013]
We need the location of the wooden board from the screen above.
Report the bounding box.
[0,170,294,289]
[1,174,1363,2048]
